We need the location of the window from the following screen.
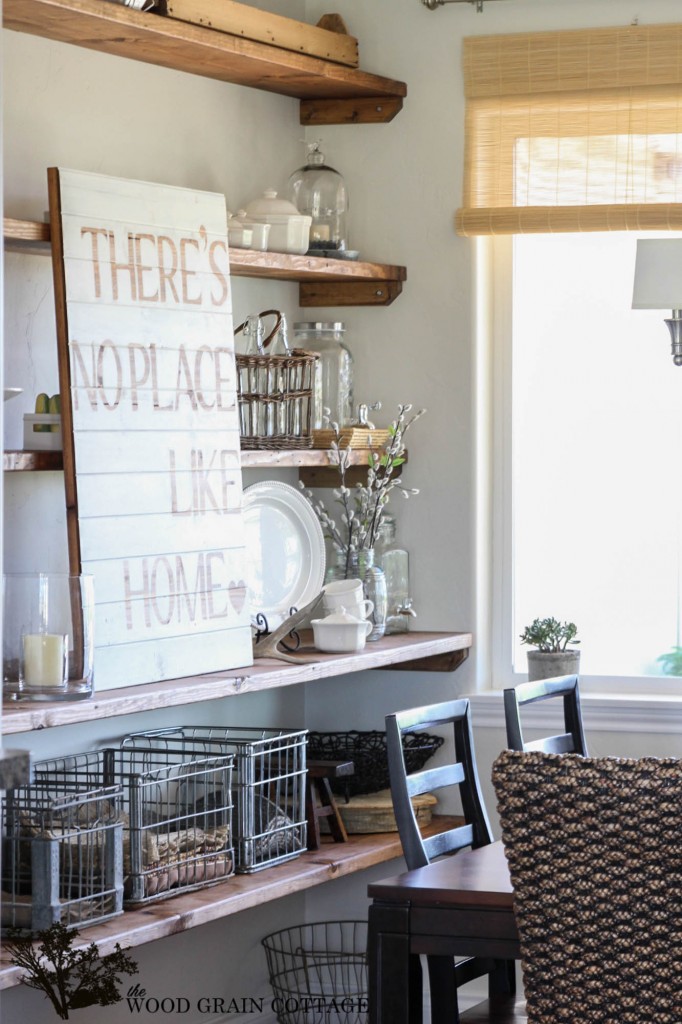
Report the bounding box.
[494,230,682,688]
[459,22,682,692]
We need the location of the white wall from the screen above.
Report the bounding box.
[4,0,682,1020]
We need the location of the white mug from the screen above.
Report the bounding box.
[323,579,373,620]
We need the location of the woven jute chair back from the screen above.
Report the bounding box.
[492,750,682,1024]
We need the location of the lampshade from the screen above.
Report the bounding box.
[632,239,682,310]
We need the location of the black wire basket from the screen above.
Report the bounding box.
[306,730,444,798]
[263,920,368,1024]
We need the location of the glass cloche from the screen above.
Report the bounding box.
[287,142,349,255]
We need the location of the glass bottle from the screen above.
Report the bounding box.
[235,314,265,437]
[286,142,348,253]
[267,312,290,437]
[293,321,354,428]
[327,547,387,641]
[376,513,415,635]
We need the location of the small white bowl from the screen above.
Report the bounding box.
[311,607,373,654]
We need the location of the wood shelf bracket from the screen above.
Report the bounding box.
[379,647,470,674]
[299,280,403,307]
[300,96,403,125]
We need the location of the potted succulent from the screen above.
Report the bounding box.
[520,617,580,681]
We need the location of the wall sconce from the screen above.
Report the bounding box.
[632,239,682,366]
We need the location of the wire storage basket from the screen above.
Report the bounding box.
[31,747,235,905]
[122,727,308,873]
[263,920,368,1024]
[306,730,444,797]
[2,765,124,933]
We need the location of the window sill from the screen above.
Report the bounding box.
[467,690,682,735]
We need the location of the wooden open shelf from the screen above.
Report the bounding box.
[0,816,458,991]
[3,450,63,472]
[2,631,472,735]
[4,218,406,307]
[3,0,406,125]
[2,447,399,488]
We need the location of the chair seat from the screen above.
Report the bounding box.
[460,996,527,1023]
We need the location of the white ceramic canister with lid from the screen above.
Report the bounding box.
[293,321,354,428]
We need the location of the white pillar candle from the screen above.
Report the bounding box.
[22,633,67,688]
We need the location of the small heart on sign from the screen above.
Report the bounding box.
[229,582,247,614]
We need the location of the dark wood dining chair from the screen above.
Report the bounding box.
[386,698,524,1023]
[492,749,681,1023]
[503,675,587,755]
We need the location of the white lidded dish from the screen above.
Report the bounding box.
[311,606,373,653]
[243,189,311,255]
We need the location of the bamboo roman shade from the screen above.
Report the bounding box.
[456,23,682,236]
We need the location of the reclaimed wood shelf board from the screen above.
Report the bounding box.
[0,816,458,991]
[1,632,472,735]
[2,447,395,473]
[3,0,406,124]
[3,219,406,306]
[2,450,63,472]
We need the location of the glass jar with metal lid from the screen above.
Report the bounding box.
[293,321,354,429]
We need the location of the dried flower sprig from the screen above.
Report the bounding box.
[300,403,425,568]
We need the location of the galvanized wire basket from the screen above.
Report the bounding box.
[32,747,235,905]
[122,726,308,872]
[263,920,368,1024]
[2,767,124,933]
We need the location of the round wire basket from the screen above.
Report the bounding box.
[263,920,368,1024]
[306,730,444,797]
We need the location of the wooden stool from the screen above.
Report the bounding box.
[305,759,354,850]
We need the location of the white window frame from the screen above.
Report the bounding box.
[477,234,682,704]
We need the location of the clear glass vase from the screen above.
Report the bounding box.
[327,548,387,641]
[2,573,95,701]
[376,512,416,635]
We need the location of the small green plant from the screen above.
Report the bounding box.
[520,617,580,653]
[657,645,682,676]
[6,921,138,1020]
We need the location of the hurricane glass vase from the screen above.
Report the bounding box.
[3,573,95,701]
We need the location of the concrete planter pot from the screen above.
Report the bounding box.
[526,650,581,682]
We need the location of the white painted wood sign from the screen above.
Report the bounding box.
[48,167,253,690]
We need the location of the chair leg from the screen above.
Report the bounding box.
[488,958,516,996]
[426,955,460,1024]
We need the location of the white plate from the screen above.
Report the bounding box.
[4,388,23,402]
[243,480,326,629]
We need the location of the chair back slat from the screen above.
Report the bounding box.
[423,822,474,860]
[406,762,464,798]
[524,733,575,755]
